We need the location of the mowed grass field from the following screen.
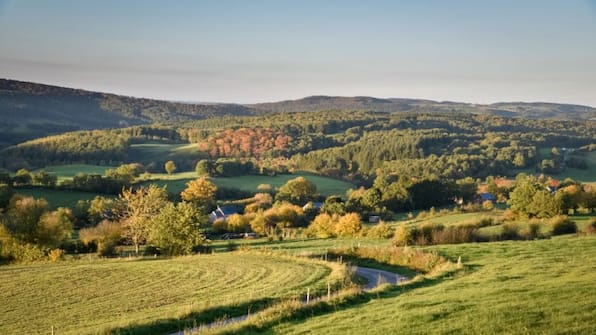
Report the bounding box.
[264,235,596,335]
[0,252,339,335]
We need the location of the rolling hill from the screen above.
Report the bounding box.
[250,95,596,120]
[2,78,595,149]
[0,79,253,147]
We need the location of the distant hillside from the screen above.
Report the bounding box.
[0,79,253,147]
[250,96,596,120]
[2,79,595,149]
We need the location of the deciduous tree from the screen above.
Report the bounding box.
[117,185,169,255]
[164,160,177,175]
[180,177,217,210]
[275,176,317,205]
[148,202,207,255]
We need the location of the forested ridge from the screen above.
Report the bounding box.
[2,111,593,183]
[2,79,595,149]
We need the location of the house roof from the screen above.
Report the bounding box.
[479,193,496,201]
[209,205,238,222]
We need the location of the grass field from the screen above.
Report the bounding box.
[0,252,342,335]
[15,187,109,209]
[34,164,116,181]
[264,235,596,335]
[139,171,355,197]
[128,143,203,166]
[513,149,596,182]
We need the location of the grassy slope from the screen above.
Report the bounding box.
[128,143,203,167]
[0,252,335,335]
[267,235,596,335]
[514,150,596,182]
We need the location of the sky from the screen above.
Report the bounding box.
[0,0,595,105]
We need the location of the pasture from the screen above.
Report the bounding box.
[14,187,108,209]
[514,148,596,182]
[0,252,343,335]
[34,164,116,181]
[140,171,355,197]
[128,142,203,167]
[265,235,596,335]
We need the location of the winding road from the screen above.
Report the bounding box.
[353,266,409,291]
[167,266,408,335]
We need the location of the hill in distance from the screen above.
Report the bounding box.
[1,78,595,148]
[0,79,253,147]
[250,95,596,120]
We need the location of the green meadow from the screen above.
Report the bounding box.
[139,171,355,197]
[0,252,343,335]
[262,235,596,335]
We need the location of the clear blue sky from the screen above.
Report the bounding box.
[1,0,595,105]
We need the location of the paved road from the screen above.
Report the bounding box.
[353,266,409,291]
[168,266,409,335]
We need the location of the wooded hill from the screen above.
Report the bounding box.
[0,79,252,148]
[1,78,595,148]
[250,96,596,120]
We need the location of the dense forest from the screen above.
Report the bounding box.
[2,111,593,183]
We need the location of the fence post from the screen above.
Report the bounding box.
[306,288,310,304]
[327,282,331,301]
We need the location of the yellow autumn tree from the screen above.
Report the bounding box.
[180,177,217,209]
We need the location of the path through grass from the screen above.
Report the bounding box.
[265,235,596,335]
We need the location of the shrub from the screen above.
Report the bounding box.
[463,203,482,212]
[550,215,577,236]
[48,248,64,262]
[335,213,362,237]
[392,225,413,246]
[431,226,478,244]
[367,221,394,239]
[306,213,336,238]
[79,220,123,257]
[502,209,517,222]
[482,200,494,211]
[331,245,448,274]
[501,222,520,240]
[212,218,228,233]
[520,221,542,240]
[583,218,596,235]
[418,222,443,243]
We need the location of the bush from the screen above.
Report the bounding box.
[431,226,478,244]
[482,200,494,211]
[520,221,542,240]
[48,248,64,262]
[78,220,123,257]
[392,225,413,246]
[331,245,448,274]
[366,221,394,239]
[550,215,577,236]
[583,218,596,235]
[501,222,520,240]
[418,222,443,243]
